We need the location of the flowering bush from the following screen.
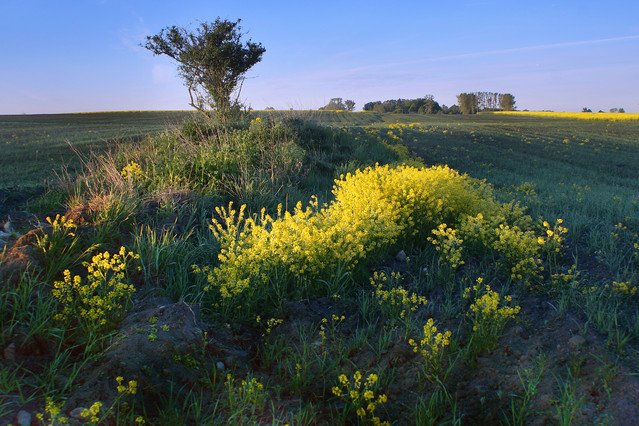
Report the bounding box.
[463,278,521,353]
[408,318,452,378]
[428,223,465,278]
[121,161,145,182]
[195,164,554,318]
[371,271,427,329]
[52,247,139,333]
[225,374,266,421]
[34,214,81,280]
[332,371,389,425]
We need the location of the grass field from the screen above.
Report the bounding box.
[0,111,192,189]
[1,111,638,424]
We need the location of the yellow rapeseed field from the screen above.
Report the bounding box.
[487,111,639,121]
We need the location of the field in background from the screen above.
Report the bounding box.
[5,110,638,243]
[2,110,639,424]
[0,111,192,189]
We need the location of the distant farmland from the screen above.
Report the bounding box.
[0,111,192,189]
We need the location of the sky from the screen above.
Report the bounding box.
[2,0,638,114]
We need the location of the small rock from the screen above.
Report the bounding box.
[216,361,225,371]
[3,342,16,361]
[16,410,31,426]
[3,219,15,234]
[395,250,407,262]
[510,326,524,337]
[568,335,585,349]
[70,407,90,422]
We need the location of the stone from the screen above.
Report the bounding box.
[216,361,225,371]
[510,326,524,337]
[395,250,408,262]
[16,410,31,426]
[70,407,90,422]
[3,219,15,234]
[568,335,585,349]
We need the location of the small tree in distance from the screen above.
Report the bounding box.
[143,18,265,122]
[499,93,516,111]
[345,100,356,112]
[320,98,347,111]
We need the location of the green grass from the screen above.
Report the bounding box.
[0,111,192,189]
[1,111,638,425]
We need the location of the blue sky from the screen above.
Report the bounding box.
[2,0,638,114]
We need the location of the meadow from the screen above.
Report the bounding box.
[0,111,191,190]
[0,111,638,425]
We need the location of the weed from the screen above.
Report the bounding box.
[332,371,390,425]
[463,277,520,357]
[52,247,139,335]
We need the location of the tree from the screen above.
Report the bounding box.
[499,93,516,111]
[143,18,265,121]
[419,97,442,114]
[582,107,592,113]
[457,93,478,114]
[320,98,346,110]
[344,100,356,112]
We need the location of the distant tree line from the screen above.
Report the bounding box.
[362,95,457,114]
[583,107,626,113]
[319,98,356,111]
[361,93,516,115]
[456,92,516,114]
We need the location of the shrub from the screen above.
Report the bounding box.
[196,164,549,319]
[52,247,139,334]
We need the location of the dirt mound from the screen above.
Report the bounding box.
[66,299,206,408]
[0,229,42,286]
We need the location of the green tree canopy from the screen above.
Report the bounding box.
[144,18,265,121]
[499,93,516,111]
[320,98,347,111]
[457,93,478,114]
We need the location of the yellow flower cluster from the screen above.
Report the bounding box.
[256,316,284,336]
[464,278,520,352]
[428,223,465,271]
[197,164,521,314]
[116,376,138,394]
[487,111,639,121]
[52,247,139,333]
[551,264,580,293]
[120,161,145,182]
[332,371,389,425]
[35,215,77,254]
[371,271,427,322]
[47,214,77,235]
[80,401,103,423]
[408,318,452,376]
[610,281,638,296]
[319,314,346,344]
[225,374,266,415]
[540,219,567,251]
[36,397,69,425]
[491,223,542,283]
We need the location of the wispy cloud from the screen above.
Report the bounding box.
[331,34,639,76]
[426,35,639,62]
